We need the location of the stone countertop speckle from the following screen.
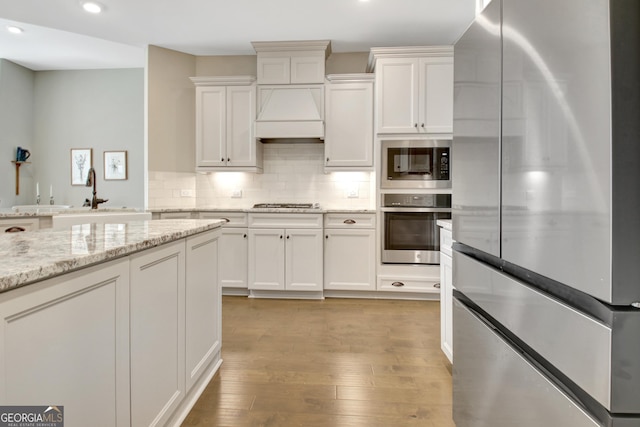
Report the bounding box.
[0,219,224,294]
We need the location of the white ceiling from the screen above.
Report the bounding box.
[0,0,476,71]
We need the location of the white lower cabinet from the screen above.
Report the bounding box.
[0,259,131,427]
[130,241,186,427]
[0,229,221,427]
[439,224,453,363]
[198,212,248,291]
[324,213,376,291]
[185,232,220,392]
[248,213,323,295]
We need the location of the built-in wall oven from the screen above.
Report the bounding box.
[381,139,451,189]
[381,193,452,264]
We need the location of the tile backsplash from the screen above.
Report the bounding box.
[148,144,375,209]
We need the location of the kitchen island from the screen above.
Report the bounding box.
[0,219,224,427]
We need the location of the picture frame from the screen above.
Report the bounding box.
[70,148,93,186]
[104,151,128,180]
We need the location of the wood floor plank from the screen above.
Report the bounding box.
[182,296,454,426]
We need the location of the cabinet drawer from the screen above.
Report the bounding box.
[248,213,322,229]
[0,218,39,232]
[440,228,453,256]
[159,212,193,219]
[378,276,440,293]
[324,213,375,229]
[198,211,247,227]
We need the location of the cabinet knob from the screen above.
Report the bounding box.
[227,158,231,162]
[325,235,329,239]
[421,123,425,129]
[343,219,356,225]
[221,157,225,162]
[243,234,247,238]
[280,235,283,239]
[434,283,441,289]
[326,157,330,163]
[391,281,405,287]
[414,123,418,128]
[286,235,290,239]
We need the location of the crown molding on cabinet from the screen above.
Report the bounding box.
[189,76,256,86]
[367,45,453,72]
[251,40,332,58]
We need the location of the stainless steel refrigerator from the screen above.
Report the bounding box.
[451,0,640,425]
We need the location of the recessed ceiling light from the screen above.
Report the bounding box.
[81,1,104,14]
[6,26,24,34]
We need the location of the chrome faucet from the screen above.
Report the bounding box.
[84,167,108,209]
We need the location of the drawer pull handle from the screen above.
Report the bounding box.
[391,281,405,287]
[343,219,356,225]
[221,218,230,223]
[5,226,26,233]
[433,283,441,289]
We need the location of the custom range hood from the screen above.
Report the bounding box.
[252,40,331,141]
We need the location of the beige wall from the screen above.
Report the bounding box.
[326,52,370,74]
[196,55,257,76]
[147,45,196,172]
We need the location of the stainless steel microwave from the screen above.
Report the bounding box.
[381,140,451,189]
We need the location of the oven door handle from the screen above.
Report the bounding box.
[380,207,452,213]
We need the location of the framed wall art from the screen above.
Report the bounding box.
[104,151,128,180]
[71,148,93,185]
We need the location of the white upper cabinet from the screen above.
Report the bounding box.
[324,74,374,170]
[252,40,331,85]
[370,46,454,135]
[191,76,262,172]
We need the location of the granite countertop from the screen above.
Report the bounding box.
[0,207,144,218]
[437,219,452,230]
[0,219,224,294]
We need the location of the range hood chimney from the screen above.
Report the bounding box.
[252,40,331,141]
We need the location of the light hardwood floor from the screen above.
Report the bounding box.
[183,296,454,427]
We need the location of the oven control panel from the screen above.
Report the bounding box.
[383,193,452,208]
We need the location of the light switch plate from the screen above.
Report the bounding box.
[231,189,243,198]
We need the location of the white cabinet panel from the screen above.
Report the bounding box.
[249,228,286,290]
[440,252,453,363]
[286,229,323,291]
[324,76,374,169]
[130,241,185,427]
[192,77,261,172]
[185,231,220,392]
[324,228,375,291]
[220,228,248,288]
[372,49,453,135]
[0,259,130,427]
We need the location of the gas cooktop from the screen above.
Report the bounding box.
[252,203,319,209]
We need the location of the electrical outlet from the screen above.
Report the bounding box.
[231,189,243,198]
[180,189,194,197]
[347,188,359,198]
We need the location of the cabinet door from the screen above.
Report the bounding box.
[285,229,323,291]
[226,85,257,167]
[196,86,226,167]
[324,229,375,291]
[325,81,374,168]
[420,57,454,133]
[130,241,185,427]
[0,260,130,427]
[185,231,220,392]
[290,54,325,84]
[248,228,285,290]
[440,252,453,363]
[220,228,248,288]
[375,58,419,134]
[257,56,290,84]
